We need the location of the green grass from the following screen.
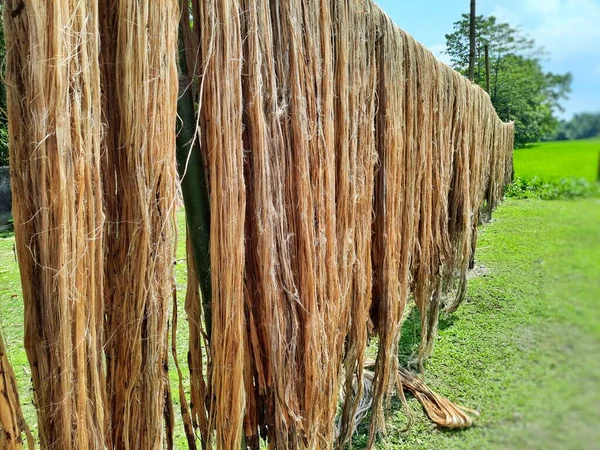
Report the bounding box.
[513,138,600,182]
[351,198,600,449]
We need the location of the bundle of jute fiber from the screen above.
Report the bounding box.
[175,0,514,449]
[411,56,457,367]
[4,1,107,448]
[2,0,514,449]
[0,330,34,449]
[240,0,341,446]
[368,18,415,449]
[335,0,378,446]
[195,1,247,449]
[99,0,179,448]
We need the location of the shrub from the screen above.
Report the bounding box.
[505,176,600,200]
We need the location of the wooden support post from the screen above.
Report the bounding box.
[469,0,476,81]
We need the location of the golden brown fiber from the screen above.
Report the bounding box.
[3,0,514,448]
[194,1,247,449]
[99,1,179,448]
[4,1,107,447]
[179,1,514,448]
[0,331,34,449]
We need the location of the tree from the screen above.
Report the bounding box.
[445,14,572,147]
[552,112,600,141]
[0,3,8,166]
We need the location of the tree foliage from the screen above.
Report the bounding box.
[552,112,600,141]
[445,14,572,147]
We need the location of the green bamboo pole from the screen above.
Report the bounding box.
[177,25,247,450]
[176,42,212,342]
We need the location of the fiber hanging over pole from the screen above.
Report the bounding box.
[179,1,514,448]
[195,0,247,448]
[1,0,514,448]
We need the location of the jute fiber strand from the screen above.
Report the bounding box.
[335,1,378,446]
[192,1,248,449]
[4,1,107,448]
[0,331,34,449]
[99,0,179,448]
[369,16,411,448]
[178,1,514,448]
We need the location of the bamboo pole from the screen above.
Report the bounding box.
[176,42,212,341]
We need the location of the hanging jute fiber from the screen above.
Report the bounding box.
[5,0,179,448]
[0,330,34,449]
[99,1,179,448]
[3,0,514,449]
[4,1,107,448]
[178,1,514,449]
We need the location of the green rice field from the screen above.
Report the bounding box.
[513,138,600,182]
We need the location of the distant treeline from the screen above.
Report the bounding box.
[549,112,600,141]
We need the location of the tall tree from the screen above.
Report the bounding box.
[445,14,572,146]
[468,0,476,81]
[484,44,490,93]
[0,4,8,166]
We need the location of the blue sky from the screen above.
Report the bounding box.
[375,0,600,119]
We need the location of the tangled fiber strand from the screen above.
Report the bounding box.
[239,0,294,446]
[170,234,197,450]
[181,233,210,449]
[336,0,378,446]
[99,0,179,448]
[397,367,480,429]
[0,331,34,449]
[369,15,411,448]
[342,361,480,437]
[4,1,107,448]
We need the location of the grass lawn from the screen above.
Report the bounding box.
[354,197,600,449]
[513,138,600,182]
[1,140,599,449]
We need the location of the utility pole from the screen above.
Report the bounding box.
[468,0,476,81]
[485,44,491,93]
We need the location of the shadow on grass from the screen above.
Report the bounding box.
[516,142,537,150]
[398,307,457,367]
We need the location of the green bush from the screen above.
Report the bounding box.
[505,176,599,200]
[0,125,8,167]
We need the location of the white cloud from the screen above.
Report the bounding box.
[489,5,520,24]
[429,44,453,66]
[523,0,561,16]
[490,0,600,61]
